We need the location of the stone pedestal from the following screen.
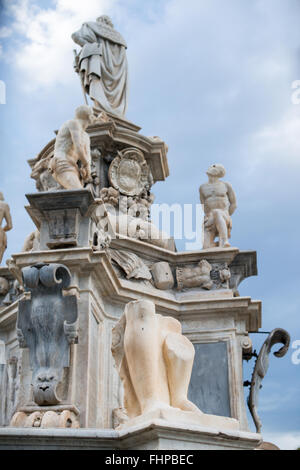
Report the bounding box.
[0,421,262,450]
[1,239,261,431]
[25,190,96,250]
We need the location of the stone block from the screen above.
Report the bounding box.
[151,262,174,290]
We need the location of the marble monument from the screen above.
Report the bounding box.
[0,15,290,451]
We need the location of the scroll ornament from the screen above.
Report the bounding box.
[17,263,78,406]
[247,328,290,433]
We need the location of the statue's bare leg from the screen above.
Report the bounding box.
[124,300,169,414]
[163,333,202,414]
[203,228,216,249]
[212,210,230,247]
[55,171,82,190]
[0,231,7,264]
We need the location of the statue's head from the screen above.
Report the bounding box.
[75,105,94,127]
[0,192,4,201]
[206,164,226,179]
[96,15,114,28]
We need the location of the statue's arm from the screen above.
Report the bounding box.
[71,31,86,47]
[71,23,98,47]
[226,182,237,215]
[199,185,205,206]
[3,204,12,232]
[68,122,91,180]
[199,185,209,216]
[68,121,85,159]
[81,139,92,181]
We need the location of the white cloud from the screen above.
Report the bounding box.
[0,26,13,38]
[2,0,115,89]
[258,385,298,413]
[262,432,300,450]
[245,110,300,176]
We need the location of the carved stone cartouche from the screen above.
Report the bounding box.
[17,263,78,406]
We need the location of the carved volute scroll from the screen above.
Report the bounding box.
[247,328,290,433]
[17,263,78,406]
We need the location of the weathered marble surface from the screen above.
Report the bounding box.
[14,263,78,408]
[176,260,213,290]
[108,148,152,197]
[22,230,40,253]
[50,106,94,190]
[10,408,79,429]
[188,342,231,417]
[72,16,128,117]
[109,249,152,281]
[1,245,261,431]
[28,120,169,197]
[0,193,12,265]
[111,299,239,431]
[25,189,97,250]
[200,164,237,249]
[0,423,262,450]
[0,268,23,309]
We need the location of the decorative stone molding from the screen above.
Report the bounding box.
[241,336,253,361]
[200,164,237,249]
[16,263,78,406]
[10,408,79,428]
[25,189,96,250]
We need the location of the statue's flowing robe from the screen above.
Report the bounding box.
[72,22,128,117]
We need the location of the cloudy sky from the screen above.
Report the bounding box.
[0,0,300,449]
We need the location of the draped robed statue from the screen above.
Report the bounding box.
[72,15,128,117]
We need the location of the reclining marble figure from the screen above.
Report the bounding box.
[111,299,203,427]
[49,105,94,190]
[199,164,237,249]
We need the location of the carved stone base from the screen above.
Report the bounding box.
[114,407,239,432]
[10,406,79,429]
[25,190,96,250]
[0,422,262,450]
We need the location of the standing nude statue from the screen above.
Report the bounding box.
[49,105,94,190]
[199,164,237,249]
[0,192,12,264]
